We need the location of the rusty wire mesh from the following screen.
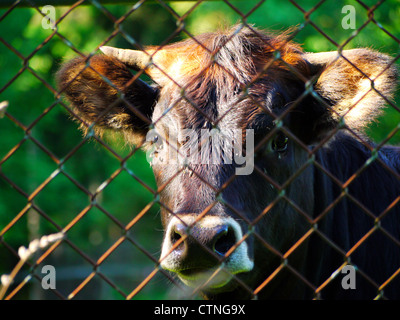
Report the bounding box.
[0,0,400,300]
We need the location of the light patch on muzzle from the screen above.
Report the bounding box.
[160,215,254,289]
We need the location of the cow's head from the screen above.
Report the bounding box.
[57,26,397,298]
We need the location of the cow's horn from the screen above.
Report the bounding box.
[304,50,363,75]
[303,51,341,75]
[100,46,151,70]
[303,51,339,66]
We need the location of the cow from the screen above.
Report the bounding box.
[57,25,400,299]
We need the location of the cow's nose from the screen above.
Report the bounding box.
[172,223,236,259]
[165,219,237,271]
[160,215,254,288]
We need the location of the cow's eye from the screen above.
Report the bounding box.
[272,132,288,153]
[147,133,164,162]
[152,134,163,149]
[153,134,159,144]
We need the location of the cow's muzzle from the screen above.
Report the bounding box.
[160,215,254,290]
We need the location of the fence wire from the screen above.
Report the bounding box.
[0,0,399,300]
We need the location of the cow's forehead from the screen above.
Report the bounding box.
[152,81,257,132]
[152,86,279,140]
[149,27,308,130]
[147,27,307,86]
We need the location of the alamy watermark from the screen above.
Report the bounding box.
[41,5,56,30]
[146,128,255,175]
[342,5,356,30]
[41,265,56,290]
[341,265,356,290]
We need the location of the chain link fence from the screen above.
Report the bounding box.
[1,0,399,300]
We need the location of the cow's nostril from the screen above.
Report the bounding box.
[214,226,236,256]
[171,230,181,244]
[171,224,186,245]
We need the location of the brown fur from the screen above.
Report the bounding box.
[314,48,398,130]
[57,54,158,145]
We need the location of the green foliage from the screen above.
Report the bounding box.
[0,0,399,299]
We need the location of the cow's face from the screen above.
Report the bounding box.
[140,30,317,294]
[57,26,397,297]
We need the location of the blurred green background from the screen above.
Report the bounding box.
[0,0,399,299]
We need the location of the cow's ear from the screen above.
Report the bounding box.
[57,54,158,145]
[293,49,397,144]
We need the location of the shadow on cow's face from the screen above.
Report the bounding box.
[149,135,314,296]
